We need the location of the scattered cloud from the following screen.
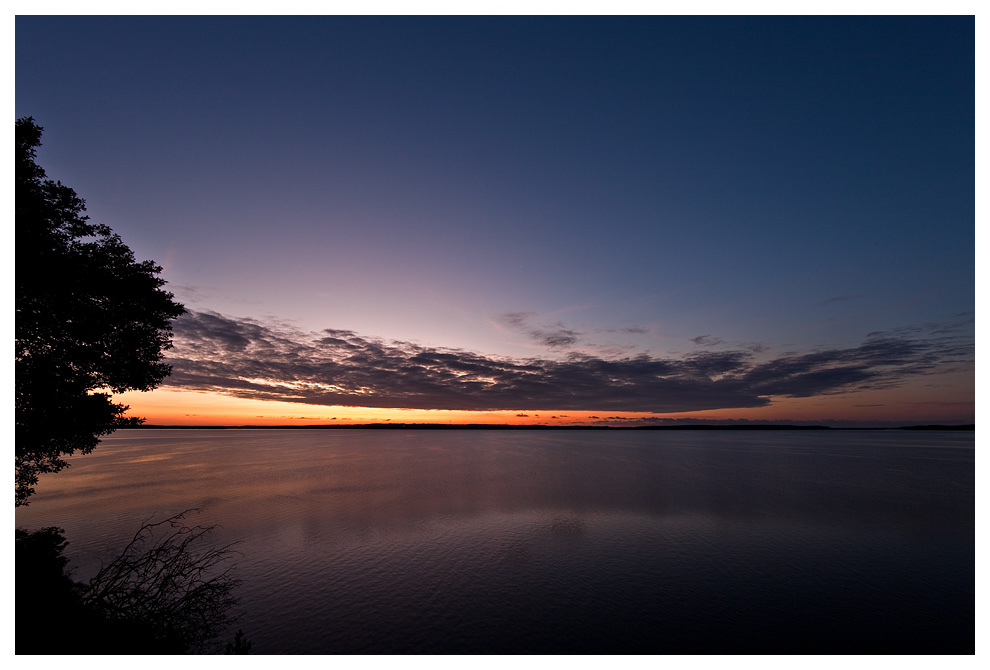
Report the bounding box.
[493,312,581,349]
[161,310,972,414]
[495,312,534,330]
[605,326,648,335]
[818,295,861,306]
[691,335,724,347]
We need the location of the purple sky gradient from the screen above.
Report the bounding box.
[14,14,975,423]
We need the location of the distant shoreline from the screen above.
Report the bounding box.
[121,423,974,431]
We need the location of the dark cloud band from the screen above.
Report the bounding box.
[161,310,972,413]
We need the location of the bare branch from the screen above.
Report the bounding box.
[83,510,241,653]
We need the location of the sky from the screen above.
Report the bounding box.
[14,13,976,426]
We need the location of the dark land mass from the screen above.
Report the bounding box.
[901,424,975,430]
[127,423,974,431]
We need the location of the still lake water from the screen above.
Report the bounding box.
[15,428,974,654]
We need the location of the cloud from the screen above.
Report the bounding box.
[691,335,724,347]
[493,312,581,349]
[495,312,535,330]
[161,310,972,414]
[818,295,861,306]
[537,327,580,348]
[605,326,648,335]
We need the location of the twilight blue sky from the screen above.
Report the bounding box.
[14,14,976,424]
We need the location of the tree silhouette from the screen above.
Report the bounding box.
[83,511,242,653]
[16,512,245,654]
[15,117,185,505]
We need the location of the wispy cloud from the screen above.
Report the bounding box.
[817,295,861,306]
[605,326,648,335]
[159,310,972,414]
[493,312,581,349]
[690,335,724,347]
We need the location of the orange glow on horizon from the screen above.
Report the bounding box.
[114,374,974,427]
[115,388,663,426]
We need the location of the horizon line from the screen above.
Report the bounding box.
[122,423,975,431]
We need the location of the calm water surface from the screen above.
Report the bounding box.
[15,429,974,654]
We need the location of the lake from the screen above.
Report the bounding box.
[14,428,974,654]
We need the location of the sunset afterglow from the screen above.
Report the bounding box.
[16,15,973,428]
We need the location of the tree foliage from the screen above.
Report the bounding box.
[15,117,185,505]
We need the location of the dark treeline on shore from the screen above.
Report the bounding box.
[127,423,975,431]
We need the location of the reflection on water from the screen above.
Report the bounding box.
[16,429,974,653]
